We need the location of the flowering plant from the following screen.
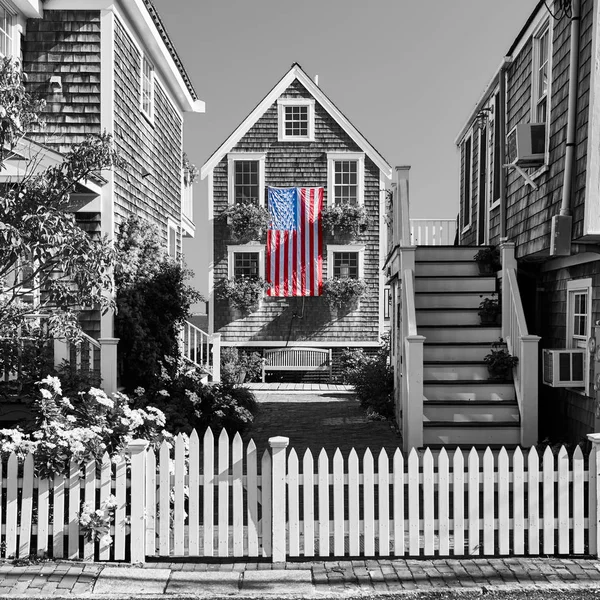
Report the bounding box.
[222,202,269,242]
[78,495,118,546]
[321,204,369,237]
[322,277,368,310]
[217,276,271,311]
[0,375,170,478]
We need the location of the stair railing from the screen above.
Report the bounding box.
[181,321,221,382]
[500,242,541,447]
[410,219,457,246]
[400,251,426,452]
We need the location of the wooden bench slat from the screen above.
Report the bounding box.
[262,348,332,382]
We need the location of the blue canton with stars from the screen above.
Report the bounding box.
[268,187,299,231]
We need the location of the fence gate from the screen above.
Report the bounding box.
[143,429,600,562]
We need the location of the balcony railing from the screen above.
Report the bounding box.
[410,219,457,246]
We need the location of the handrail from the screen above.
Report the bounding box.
[182,321,221,382]
[501,246,541,447]
[410,219,457,246]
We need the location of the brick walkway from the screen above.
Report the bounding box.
[242,386,402,458]
[0,557,599,597]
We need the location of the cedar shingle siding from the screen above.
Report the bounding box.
[214,80,381,345]
[24,10,102,152]
[113,18,183,250]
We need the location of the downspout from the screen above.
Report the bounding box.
[499,57,511,240]
[552,0,581,255]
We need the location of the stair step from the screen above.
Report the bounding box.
[423,423,521,446]
[416,292,490,309]
[424,343,492,361]
[419,325,501,343]
[424,381,515,401]
[417,308,482,326]
[416,246,489,262]
[424,362,490,380]
[423,401,519,423]
[415,276,496,293]
[417,261,481,277]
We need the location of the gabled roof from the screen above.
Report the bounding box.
[201,63,392,179]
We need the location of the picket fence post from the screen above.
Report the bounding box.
[127,439,149,563]
[587,433,600,557]
[269,436,289,563]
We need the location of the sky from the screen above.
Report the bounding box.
[152,0,542,304]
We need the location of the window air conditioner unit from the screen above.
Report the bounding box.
[542,348,586,388]
[506,123,546,167]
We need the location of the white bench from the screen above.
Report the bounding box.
[262,347,332,383]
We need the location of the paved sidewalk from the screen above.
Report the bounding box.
[0,557,599,597]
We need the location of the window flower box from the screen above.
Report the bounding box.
[322,277,368,310]
[222,202,269,243]
[322,204,369,238]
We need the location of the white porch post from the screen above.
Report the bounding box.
[99,338,119,395]
[500,241,516,340]
[53,339,69,368]
[210,333,221,383]
[127,439,149,564]
[520,335,540,447]
[269,436,289,563]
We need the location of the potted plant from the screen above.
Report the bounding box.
[217,276,271,312]
[473,246,501,274]
[322,204,369,238]
[322,277,368,310]
[483,339,518,380]
[478,294,500,325]
[220,347,263,385]
[222,202,269,242]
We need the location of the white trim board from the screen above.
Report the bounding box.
[201,63,392,180]
[220,340,382,347]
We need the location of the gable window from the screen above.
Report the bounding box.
[462,135,472,230]
[227,244,265,279]
[327,244,365,279]
[141,55,154,119]
[277,98,315,142]
[167,221,178,257]
[533,23,550,125]
[0,4,13,58]
[227,153,266,206]
[566,278,592,394]
[327,152,365,206]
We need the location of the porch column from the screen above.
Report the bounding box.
[99,337,119,395]
[587,433,600,557]
[210,333,221,383]
[500,241,516,340]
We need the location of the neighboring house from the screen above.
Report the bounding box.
[455,0,600,445]
[3,0,204,393]
[201,63,391,378]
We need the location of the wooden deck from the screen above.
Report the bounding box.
[245,382,353,393]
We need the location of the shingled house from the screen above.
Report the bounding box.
[4,0,204,392]
[455,0,600,444]
[201,64,391,379]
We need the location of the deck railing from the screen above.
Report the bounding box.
[410,219,457,246]
[501,243,540,447]
[182,321,221,382]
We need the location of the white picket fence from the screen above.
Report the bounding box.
[3,429,600,562]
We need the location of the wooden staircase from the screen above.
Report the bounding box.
[414,246,520,446]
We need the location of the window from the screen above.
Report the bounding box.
[462,136,472,230]
[277,98,315,142]
[227,244,265,279]
[327,152,365,206]
[384,286,390,320]
[0,4,13,58]
[566,278,592,394]
[167,221,178,257]
[141,55,154,118]
[533,23,550,125]
[227,153,266,206]
[327,244,365,279]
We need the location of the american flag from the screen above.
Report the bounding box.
[266,187,323,297]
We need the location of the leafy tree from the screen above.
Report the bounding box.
[114,216,203,392]
[0,57,124,381]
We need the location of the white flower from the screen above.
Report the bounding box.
[66,415,77,423]
[88,388,114,408]
[157,389,169,397]
[40,388,53,400]
[39,376,62,395]
[99,534,113,546]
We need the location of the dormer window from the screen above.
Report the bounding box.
[0,4,14,58]
[278,98,315,142]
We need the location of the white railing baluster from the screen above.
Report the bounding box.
[409,219,456,245]
[181,321,220,381]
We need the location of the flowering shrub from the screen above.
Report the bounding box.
[322,204,369,237]
[222,202,269,242]
[322,277,368,310]
[217,277,271,311]
[0,376,169,478]
[78,495,118,546]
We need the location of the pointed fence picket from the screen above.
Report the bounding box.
[0,429,599,563]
